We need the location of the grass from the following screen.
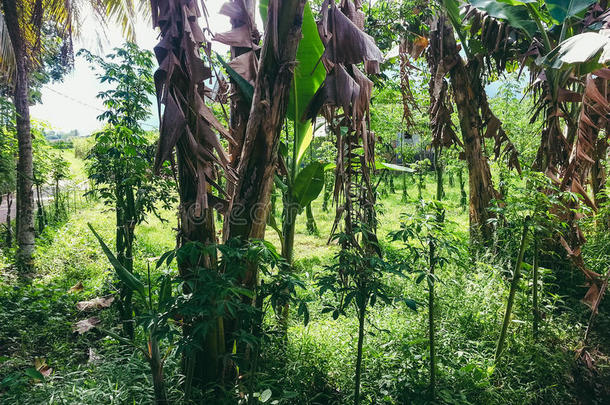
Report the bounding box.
[1,162,608,404]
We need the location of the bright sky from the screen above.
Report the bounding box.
[31,0,233,136]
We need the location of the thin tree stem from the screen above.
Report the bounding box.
[496,217,530,361]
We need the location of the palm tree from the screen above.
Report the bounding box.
[0,0,138,271]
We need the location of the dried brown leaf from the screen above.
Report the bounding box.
[73,317,101,334]
[318,0,383,74]
[76,296,114,311]
[68,281,83,293]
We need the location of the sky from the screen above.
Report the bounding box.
[30,0,234,136]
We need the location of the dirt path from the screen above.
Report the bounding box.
[0,188,57,222]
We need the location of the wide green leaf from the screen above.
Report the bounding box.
[292,3,326,164]
[292,161,325,209]
[295,122,314,165]
[88,223,146,300]
[544,0,596,24]
[469,0,537,37]
[538,32,610,71]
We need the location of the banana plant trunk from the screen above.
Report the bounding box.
[305,203,317,234]
[281,193,298,263]
[439,20,496,242]
[3,0,35,272]
[223,0,307,377]
[176,148,223,390]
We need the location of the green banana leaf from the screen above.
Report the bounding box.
[538,32,610,71]
[216,53,254,102]
[544,0,596,24]
[292,161,325,209]
[469,0,537,37]
[260,0,326,165]
[375,161,416,172]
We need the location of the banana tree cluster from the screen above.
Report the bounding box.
[465,0,610,305]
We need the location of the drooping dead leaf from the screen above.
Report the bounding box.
[305,0,380,254]
[214,25,260,49]
[73,317,101,334]
[318,0,383,74]
[409,35,429,60]
[228,51,258,84]
[76,296,114,311]
[68,281,84,293]
[151,0,234,218]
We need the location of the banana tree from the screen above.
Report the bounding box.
[465,0,610,306]
[226,0,327,264]
[399,1,520,243]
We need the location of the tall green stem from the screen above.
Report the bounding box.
[496,217,530,360]
[428,238,436,400]
[354,295,367,405]
[532,236,540,340]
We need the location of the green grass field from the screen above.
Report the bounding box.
[0,156,607,404]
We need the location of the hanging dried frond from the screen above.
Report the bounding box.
[151,0,235,234]
[426,19,460,150]
[215,0,260,193]
[480,91,521,173]
[398,37,422,131]
[562,74,610,198]
[317,0,383,74]
[463,4,528,76]
[307,0,382,255]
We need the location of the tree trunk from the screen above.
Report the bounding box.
[225,0,307,254]
[435,147,444,203]
[54,179,60,219]
[222,0,307,379]
[436,19,496,242]
[123,185,137,340]
[226,0,258,200]
[175,146,223,391]
[281,193,298,263]
[113,180,134,339]
[322,170,333,212]
[3,0,35,271]
[36,183,44,234]
[150,0,230,392]
[458,167,467,210]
